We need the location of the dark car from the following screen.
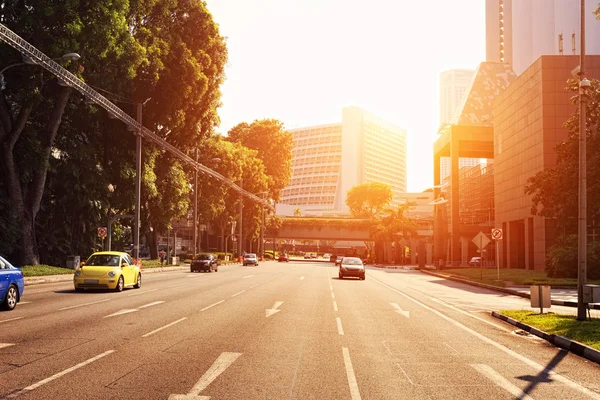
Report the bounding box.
[191,254,218,273]
[0,255,24,311]
[338,257,365,280]
[278,253,289,262]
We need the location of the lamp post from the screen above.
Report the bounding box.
[0,53,81,88]
[577,0,590,321]
[192,155,220,257]
[239,179,243,257]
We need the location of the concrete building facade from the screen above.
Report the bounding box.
[494,55,600,270]
[280,107,407,214]
[486,0,600,76]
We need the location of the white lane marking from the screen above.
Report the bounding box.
[331,292,335,299]
[138,301,165,309]
[243,275,254,279]
[168,283,190,288]
[142,318,187,338]
[371,277,600,399]
[381,341,392,355]
[0,317,24,324]
[300,276,305,280]
[168,352,242,399]
[333,301,338,312]
[128,288,158,297]
[342,347,362,400]
[104,309,138,318]
[429,297,512,332]
[471,364,533,400]
[329,285,333,290]
[59,298,110,311]
[0,343,15,349]
[231,290,246,297]
[201,300,225,312]
[396,364,414,385]
[390,303,410,318]
[18,301,32,304]
[336,317,344,335]
[266,301,284,318]
[6,350,115,399]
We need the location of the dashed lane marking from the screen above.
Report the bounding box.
[336,317,344,335]
[333,301,338,312]
[231,290,246,297]
[201,300,225,312]
[60,298,110,311]
[342,347,361,400]
[142,318,187,338]
[0,317,24,324]
[0,343,15,349]
[6,350,115,398]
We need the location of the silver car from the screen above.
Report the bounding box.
[243,253,259,266]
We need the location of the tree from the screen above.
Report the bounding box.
[524,79,600,234]
[346,182,393,218]
[293,208,302,217]
[227,119,293,202]
[0,0,145,265]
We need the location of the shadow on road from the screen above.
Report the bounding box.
[516,349,568,397]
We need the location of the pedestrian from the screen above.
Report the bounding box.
[159,249,166,266]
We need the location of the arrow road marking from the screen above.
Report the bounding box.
[266,301,284,318]
[0,343,15,349]
[390,303,410,318]
[169,352,242,400]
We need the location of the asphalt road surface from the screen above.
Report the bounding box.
[1,261,599,399]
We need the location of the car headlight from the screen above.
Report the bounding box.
[75,269,82,277]
[108,270,117,278]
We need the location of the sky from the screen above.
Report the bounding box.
[204,0,486,192]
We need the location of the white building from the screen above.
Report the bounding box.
[279,106,407,215]
[486,0,600,76]
[439,69,474,126]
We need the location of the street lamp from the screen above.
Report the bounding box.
[193,152,221,257]
[0,53,81,89]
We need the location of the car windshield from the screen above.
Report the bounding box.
[195,255,212,260]
[85,255,121,266]
[245,254,256,259]
[342,258,362,265]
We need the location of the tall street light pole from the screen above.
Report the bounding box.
[239,179,243,257]
[193,149,199,258]
[133,102,142,260]
[577,0,589,321]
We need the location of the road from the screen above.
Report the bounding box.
[1,260,599,399]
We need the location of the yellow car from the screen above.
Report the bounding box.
[74,251,142,292]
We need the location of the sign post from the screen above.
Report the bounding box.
[491,228,503,280]
[98,227,107,250]
[472,232,491,281]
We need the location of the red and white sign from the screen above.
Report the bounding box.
[97,227,107,238]
[491,228,503,240]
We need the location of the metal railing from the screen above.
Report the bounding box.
[0,23,272,209]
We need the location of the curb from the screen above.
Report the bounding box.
[420,270,600,310]
[492,311,600,365]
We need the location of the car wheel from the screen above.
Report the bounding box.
[2,285,18,310]
[361,275,366,280]
[134,273,142,288]
[215,266,218,272]
[114,276,124,292]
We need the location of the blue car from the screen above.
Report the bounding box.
[0,255,24,311]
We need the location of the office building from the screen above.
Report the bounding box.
[486,0,600,76]
[440,69,475,126]
[280,107,407,214]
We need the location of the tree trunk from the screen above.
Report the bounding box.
[146,231,158,259]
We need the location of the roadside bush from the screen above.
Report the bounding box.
[546,235,600,279]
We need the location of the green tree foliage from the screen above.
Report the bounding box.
[546,235,600,279]
[346,182,393,218]
[524,79,600,234]
[227,119,293,202]
[0,0,227,264]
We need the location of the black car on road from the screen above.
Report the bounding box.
[191,254,218,273]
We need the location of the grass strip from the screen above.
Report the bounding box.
[500,310,600,351]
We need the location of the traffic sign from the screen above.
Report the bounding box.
[491,228,503,240]
[472,231,490,249]
[98,227,107,238]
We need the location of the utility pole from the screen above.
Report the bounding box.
[193,149,199,258]
[260,193,266,259]
[239,179,243,257]
[577,0,588,321]
[133,103,142,259]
